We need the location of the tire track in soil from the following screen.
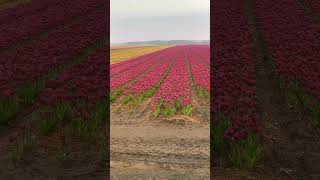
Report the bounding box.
[247,0,320,179]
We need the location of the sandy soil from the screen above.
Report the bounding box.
[110,107,210,179]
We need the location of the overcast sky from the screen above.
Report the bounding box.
[111,0,210,43]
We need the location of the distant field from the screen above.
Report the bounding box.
[110,45,172,64]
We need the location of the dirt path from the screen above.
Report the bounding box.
[110,110,210,179]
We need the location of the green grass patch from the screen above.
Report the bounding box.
[153,99,164,118]
[181,105,193,116]
[40,102,71,136]
[110,88,123,103]
[228,135,261,170]
[122,94,133,105]
[16,80,44,105]
[71,101,107,140]
[0,98,18,125]
[153,99,193,117]
[211,118,231,157]
[197,87,209,100]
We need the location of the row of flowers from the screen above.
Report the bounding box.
[0,0,104,49]
[188,45,210,92]
[255,0,320,100]
[110,48,176,92]
[152,46,192,106]
[110,46,170,64]
[110,47,170,76]
[212,0,260,141]
[123,55,174,95]
[37,46,108,106]
[0,9,107,98]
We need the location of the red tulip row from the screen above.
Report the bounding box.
[0,9,107,98]
[110,47,169,76]
[191,45,210,66]
[255,0,320,100]
[0,0,104,49]
[188,46,210,92]
[152,46,192,106]
[212,0,260,141]
[0,0,63,24]
[110,48,175,92]
[304,0,320,13]
[123,52,175,95]
[36,46,107,106]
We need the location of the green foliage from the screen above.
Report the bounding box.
[122,95,133,105]
[211,118,231,156]
[310,101,320,129]
[71,102,107,140]
[173,100,182,112]
[0,98,18,125]
[181,105,193,116]
[197,87,209,99]
[163,107,175,116]
[40,102,71,135]
[17,80,44,105]
[153,99,164,118]
[110,88,123,103]
[228,135,261,170]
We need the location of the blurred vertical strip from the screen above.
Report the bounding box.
[210,0,214,178]
[106,0,110,178]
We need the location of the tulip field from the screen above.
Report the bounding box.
[0,0,108,178]
[212,0,320,178]
[110,45,210,117]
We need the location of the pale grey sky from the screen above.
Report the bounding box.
[111,0,210,43]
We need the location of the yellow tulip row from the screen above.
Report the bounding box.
[110,45,172,64]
